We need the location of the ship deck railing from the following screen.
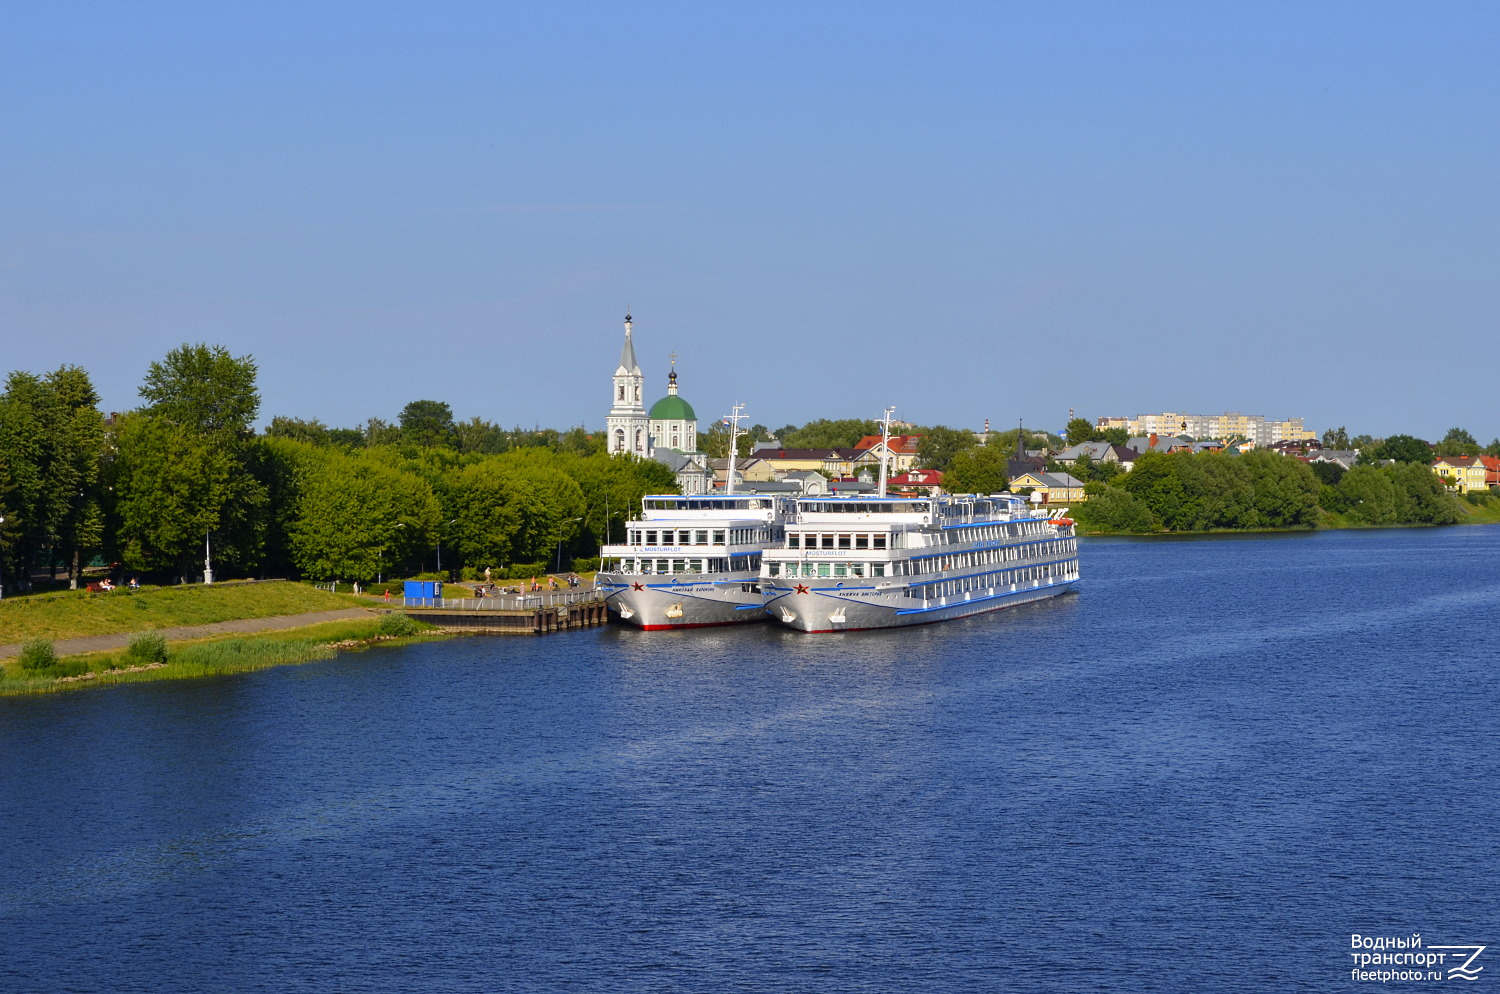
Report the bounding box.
[401,587,601,611]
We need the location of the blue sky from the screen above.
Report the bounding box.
[4,2,1496,440]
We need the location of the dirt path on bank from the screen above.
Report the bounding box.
[0,608,376,660]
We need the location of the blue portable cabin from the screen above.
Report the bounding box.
[403,580,443,606]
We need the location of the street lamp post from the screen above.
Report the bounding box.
[380,522,406,585]
[204,529,213,585]
[437,519,456,576]
[0,515,6,600]
[555,518,582,574]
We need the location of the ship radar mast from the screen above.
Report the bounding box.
[721,403,747,496]
[877,406,896,498]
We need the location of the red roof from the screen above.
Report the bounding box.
[855,434,922,453]
[888,469,943,486]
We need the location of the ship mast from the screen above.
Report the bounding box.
[722,403,746,496]
[877,406,896,498]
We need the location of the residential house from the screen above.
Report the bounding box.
[854,434,923,473]
[1127,433,1194,455]
[654,449,714,495]
[1055,441,1137,470]
[778,470,831,495]
[753,447,865,479]
[1308,450,1360,471]
[708,456,776,489]
[1008,471,1086,503]
[1432,456,1488,494]
[1482,455,1500,489]
[886,469,945,495]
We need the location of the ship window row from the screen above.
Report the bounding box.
[917,561,1075,600]
[610,555,762,574]
[942,521,1050,541]
[803,501,929,514]
[630,527,771,546]
[769,561,890,579]
[913,540,1076,575]
[787,532,888,550]
[646,498,773,511]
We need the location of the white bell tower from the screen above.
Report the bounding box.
[605,312,649,456]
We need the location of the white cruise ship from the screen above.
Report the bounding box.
[597,492,792,629]
[759,493,1080,632]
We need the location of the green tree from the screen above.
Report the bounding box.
[1242,450,1320,528]
[782,419,880,449]
[119,345,270,578]
[1121,452,1195,529]
[1435,427,1480,457]
[266,416,330,445]
[1309,461,1346,487]
[915,425,978,471]
[1095,427,1129,446]
[1386,462,1461,524]
[1321,425,1351,449]
[139,343,259,437]
[944,445,1009,494]
[701,421,752,460]
[1075,483,1157,532]
[47,366,105,587]
[399,400,458,448]
[1065,418,1094,446]
[1325,464,1398,523]
[1373,434,1432,464]
[0,367,108,588]
[286,448,439,580]
[454,416,508,454]
[112,414,237,577]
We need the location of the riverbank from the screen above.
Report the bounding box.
[0,614,445,697]
[0,580,363,645]
[1075,494,1500,537]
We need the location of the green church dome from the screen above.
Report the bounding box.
[649,394,696,421]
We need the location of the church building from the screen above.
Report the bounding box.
[605,313,711,494]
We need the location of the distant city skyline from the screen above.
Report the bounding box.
[5,3,1497,441]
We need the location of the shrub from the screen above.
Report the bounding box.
[1464,490,1490,506]
[18,638,58,672]
[571,556,601,573]
[503,562,546,580]
[460,566,478,581]
[377,612,420,637]
[56,659,90,678]
[125,631,170,664]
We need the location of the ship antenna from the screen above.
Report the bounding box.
[722,403,746,496]
[878,406,896,498]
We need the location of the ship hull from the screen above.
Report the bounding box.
[762,577,1078,632]
[597,572,768,630]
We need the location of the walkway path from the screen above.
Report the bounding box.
[0,608,376,660]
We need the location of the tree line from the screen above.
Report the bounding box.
[0,345,674,589]
[1071,451,1461,533]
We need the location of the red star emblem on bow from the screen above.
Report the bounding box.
[794,583,809,594]
[632,582,644,591]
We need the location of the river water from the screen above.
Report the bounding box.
[2,527,1496,992]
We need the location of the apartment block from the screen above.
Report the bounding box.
[1096,412,1316,447]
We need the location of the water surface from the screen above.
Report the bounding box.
[3,527,1496,992]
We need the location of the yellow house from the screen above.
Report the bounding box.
[1432,456,1486,494]
[1009,471,1087,503]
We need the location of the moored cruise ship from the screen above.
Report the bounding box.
[759,493,1080,632]
[597,492,792,629]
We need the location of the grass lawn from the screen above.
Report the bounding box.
[0,616,441,696]
[0,581,362,644]
[1456,497,1500,524]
